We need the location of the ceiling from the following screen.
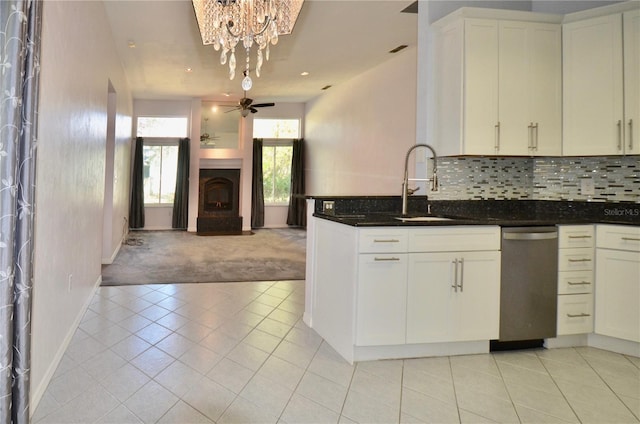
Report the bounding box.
[103,0,418,105]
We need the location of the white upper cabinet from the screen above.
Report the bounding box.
[563,10,640,155]
[499,21,562,156]
[433,12,562,156]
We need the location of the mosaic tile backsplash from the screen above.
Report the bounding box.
[428,156,640,203]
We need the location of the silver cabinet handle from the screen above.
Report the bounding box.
[622,237,640,242]
[528,122,534,150]
[568,235,592,239]
[567,313,591,318]
[568,258,591,262]
[534,122,539,150]
[629,119,634,151]
[494,122,500,152]
[567,281,590,285]
[373,239,399,243]
[458,257,464,292]
[452,259,458,292]
[617,120,623,150]
[374,257,400,262]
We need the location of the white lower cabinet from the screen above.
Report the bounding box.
[557,225,595,335]
[595,225,640,342]
[356,254,408,346]
[407,251,500,343]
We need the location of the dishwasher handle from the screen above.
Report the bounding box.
[503,232,558,241]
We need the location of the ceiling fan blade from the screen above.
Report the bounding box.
[250,107,258,113]
[224,107,240,113]
[252,103,275,108]
[240,97,253,108]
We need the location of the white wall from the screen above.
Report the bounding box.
[32,0,132,409]
[304,47,418,196]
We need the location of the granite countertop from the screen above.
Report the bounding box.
[309,197,640,227]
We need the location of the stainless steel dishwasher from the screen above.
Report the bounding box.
[495,226,558,348]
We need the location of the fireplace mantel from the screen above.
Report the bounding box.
[200,158,242,170]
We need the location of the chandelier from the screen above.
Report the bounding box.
[192,0,304,91]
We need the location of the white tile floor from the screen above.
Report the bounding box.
[33,280,640,424]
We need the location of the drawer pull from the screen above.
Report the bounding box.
[373,239,400,243]
[567,313,591,318]
[567,281,590,286]
[621,237,640,242]
[568,258,591,263]
[568,235,592,239]
[374,257,400,262]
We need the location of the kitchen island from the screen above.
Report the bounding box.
[303,197,640,363]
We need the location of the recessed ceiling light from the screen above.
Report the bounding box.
[223,92,231,97]
[300,71,309,76]
[185,68,193,73]
[127,40,136,48]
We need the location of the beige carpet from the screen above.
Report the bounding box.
[101,228,306,286]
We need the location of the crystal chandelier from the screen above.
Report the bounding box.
[192,0,304,91]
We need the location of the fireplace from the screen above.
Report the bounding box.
[197,169,242,233]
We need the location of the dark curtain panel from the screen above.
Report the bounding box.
[251,138,265,228]
[172,137,190,229]
[0,1,43,422]
[129,137,145,228]
[287,138,306,227]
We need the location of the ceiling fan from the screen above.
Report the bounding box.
[226,91,275,117]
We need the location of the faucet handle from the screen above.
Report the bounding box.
[407,187,420,195]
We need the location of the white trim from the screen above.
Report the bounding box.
[200,158,242,169]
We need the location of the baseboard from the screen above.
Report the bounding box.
[544,334,589,349]
[588,334,640,357]
[30,275,102,417]
[101,241,121,265]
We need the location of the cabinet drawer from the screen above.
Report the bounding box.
[558,225,594,248]
[596,225,640,252]
[408,226,500,252]
[558,248,594,271]
[558,270,593,294]
[358,228,408,253]
[557,294,594,335]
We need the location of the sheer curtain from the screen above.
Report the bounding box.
[287,138,306,227]
[251,138,264,228]
[129,136,145,228]
[0,1,43,422]
[172,137,190,229]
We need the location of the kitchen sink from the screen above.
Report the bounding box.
[394,216,454,222]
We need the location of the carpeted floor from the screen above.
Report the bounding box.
[101,228,306,286]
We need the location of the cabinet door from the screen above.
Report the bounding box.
[528,23,562,156]
[498,21,561,156]
[407,252,455,343]
[356,254,408,346]
[464,19,499,155]
[595,249,640,342]
[498,21,530,156]
[624,10,640,154]
[406,251,500,343]
[563,14,624,155]
[451,251,501,341]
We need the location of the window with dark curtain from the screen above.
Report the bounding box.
[129,136,145,228]
[287,138,306,227]
[251,138,265,228]
[172,137,190,229]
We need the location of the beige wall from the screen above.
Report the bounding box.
[304,47,418,196]
[32,0,132,409]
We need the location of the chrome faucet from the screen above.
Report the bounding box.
[401,143,438,215]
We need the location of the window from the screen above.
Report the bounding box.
[137,116,188,138]
[263,144,293,204]
[136,116,186,205]
[254,118,300,205]
[253,119,300,139]
[143,143,179,205]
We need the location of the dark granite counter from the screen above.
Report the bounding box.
[308,196,640,227]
